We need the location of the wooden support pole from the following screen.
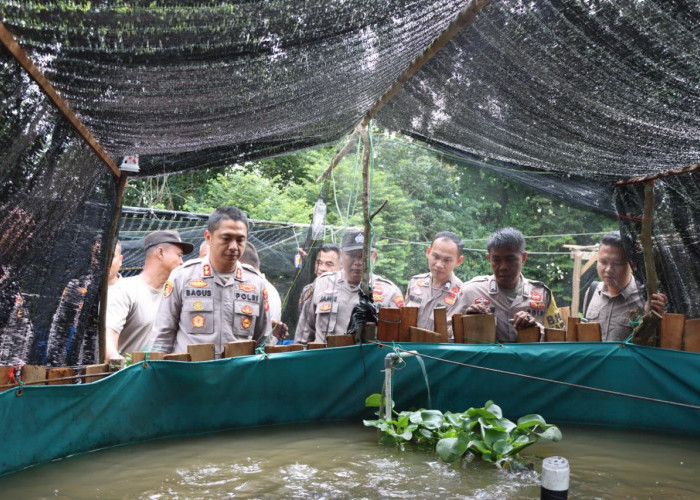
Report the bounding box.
[187,343,216,362]
[641,183,659,297]
[452,313,464,343]
[0,22,120,179]
[566,317,580,342]
[316,131,360,183]
[378,308,401,341]
[544,328,566,342]
[327,334,355,348]
[570,250,583,317]
[84,363,109,383]
[359,124,372,297]
[223,340,256,358]
[21,365,46,385]
[683,318,700,353]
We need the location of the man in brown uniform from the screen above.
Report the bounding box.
[405,231,464,337]
[296,243,341,343]
[151,206,270,355]
[456,227,564,343]
[583,231,667,341]
[295,230,404,345]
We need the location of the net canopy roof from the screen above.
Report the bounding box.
[2,0,697,178]
[1,0,700,366]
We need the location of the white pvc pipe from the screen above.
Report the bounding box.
[541,456,569,499]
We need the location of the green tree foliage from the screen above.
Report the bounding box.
[122,132,615,306]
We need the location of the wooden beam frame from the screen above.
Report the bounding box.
[0,21,121,179]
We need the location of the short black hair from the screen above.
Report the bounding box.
[600,230,631,262]
[239,241,259,269]
[486,227,526,253]
[208,206,248,233]
[432,231,463,256]
[318,243,340,256]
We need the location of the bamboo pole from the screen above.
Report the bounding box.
[0,22,120,179]
[359,125,372,296]
[316,130,360,183]
[614,163,700,187]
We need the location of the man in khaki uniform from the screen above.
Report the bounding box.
[455,227,564,343]
[296,230,404,344]
[405,231,464,338]
[584,231,667,341]
[151,206,270,355]
[296,243,341,343]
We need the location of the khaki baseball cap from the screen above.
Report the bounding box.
[143,230,194,254]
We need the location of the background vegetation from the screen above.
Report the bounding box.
[123,132,615,306]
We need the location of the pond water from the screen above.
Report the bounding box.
[1,422,698,499]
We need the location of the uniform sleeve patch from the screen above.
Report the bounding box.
[393,295,405,307]
[163,281,174,298]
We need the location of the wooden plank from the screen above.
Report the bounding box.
[187,343,216,362]
[517,326,541,343]
[577,322,602,342]
[21,365,46,385]
[164,353,191,362]
[378,308,401,341]
[399,306,419,342]
[409,326,427,343]
[84,364,108,383]
[461,314,496,344]
[223,340,256,358]
[433,307,448,343]
[307,342,326,350]
[452,313,463,343]
[131,352,165,363]
[559,306,571,326]
[683,318,700,353]
[327,334,354,347]
[46,367,76,385]
[287,344,304,352]
[566,317,581,342]
[0,366,16,392]
[108,357,126,371]
[424,331,442,343]
[544,328,567,342]
[659,313,685,351]
[265,345,290,354]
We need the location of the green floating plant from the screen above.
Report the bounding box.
[364,396,562,469]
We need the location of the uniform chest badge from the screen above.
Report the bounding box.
[241,317,251,329]
[530,291,542,302]
[319,303,332,312]
[373,293,384,302]
[373,285,384,294]
[241,304,254,315]
[474,296,491,306]
[192,315,205,328]
[202,264,212,277]
[189,279,208,288]
[412,286,423,296]
[393,296,405,307]
[193,301,203,311]
[235,267,243,281]
[530,301,545,310]
[163,281,174,298]
[239,283,257,293]
[444,295,455,306]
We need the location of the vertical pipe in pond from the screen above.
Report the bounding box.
[541,456,569,499]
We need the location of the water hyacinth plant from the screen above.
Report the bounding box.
[363,395,562,469]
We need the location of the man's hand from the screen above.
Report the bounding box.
[645,293,668,315]
[510,310,537,330]
[272,319,289,341]
[465,303,491,315]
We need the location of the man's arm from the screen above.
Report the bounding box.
[149,278,181,353]
[104,281,130,361]
[253,283,271,347]
[295,284,316,345]
[105,328,121,361]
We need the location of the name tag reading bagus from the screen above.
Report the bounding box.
[186,289,212,297]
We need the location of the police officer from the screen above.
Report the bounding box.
[455,227,564,342]
[405,231,464,338]
[296,243,341,342]
[151,206,270,355]
[296,229,404,344]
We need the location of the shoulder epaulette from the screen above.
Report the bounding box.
[466,275,489,283]
[409,272,430,280]
[240,262,261,275]
[182,258,201,268]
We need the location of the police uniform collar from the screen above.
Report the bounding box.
[488,274,526,295]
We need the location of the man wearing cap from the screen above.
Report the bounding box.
[151,206,270,356]
[455,227,564,343]
[405,231,464,339]
[295,229,404,345]
[105,230,193,360]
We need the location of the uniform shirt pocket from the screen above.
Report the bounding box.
[185,298,214,334]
